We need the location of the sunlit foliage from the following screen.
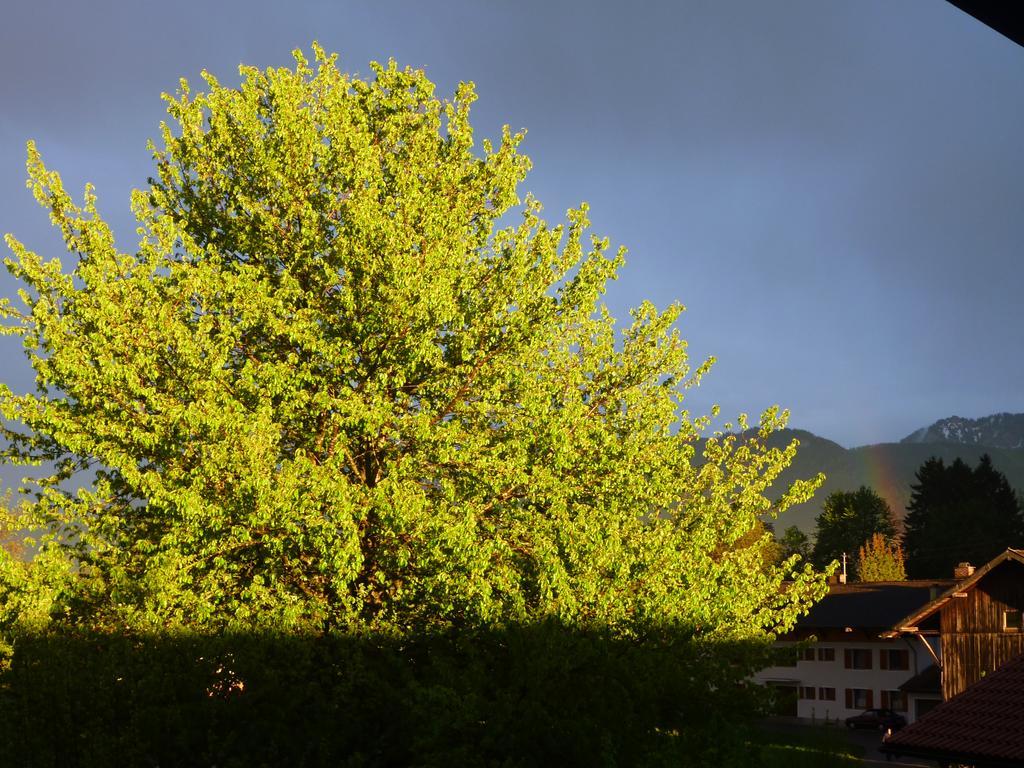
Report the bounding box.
[0,47,827,763]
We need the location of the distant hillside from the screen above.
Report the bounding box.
[759,419,1024,537]
[901,412,1024,449]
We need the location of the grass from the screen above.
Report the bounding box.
[749,722,866,768]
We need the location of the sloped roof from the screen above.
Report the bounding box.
[882,651,1024,766]
[794,580,954,630]
[898,664,941,695]
[885,549,1024,637]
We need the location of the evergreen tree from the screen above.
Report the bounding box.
[855,533,906,582]
[903,455,1024,578]
[811,486,896,569]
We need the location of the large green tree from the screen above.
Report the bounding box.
[0,44,833,767]
[811,486,896,569]
[0,45,824,640]
[902,455,1024,578]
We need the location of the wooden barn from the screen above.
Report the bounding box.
[886,548,1024,701]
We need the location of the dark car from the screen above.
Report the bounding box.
[844,708,907,731]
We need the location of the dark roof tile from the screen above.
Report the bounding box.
[795,580,955,630]
[898,664,941,694]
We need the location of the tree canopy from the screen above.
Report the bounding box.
[0,45,826,639]
[811,486,896,569]
[0,43,831,766]
[855,532,906,582]
[902,455,1024,578]
[777,524,811,565]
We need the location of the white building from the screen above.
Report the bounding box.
[754,580,950,724]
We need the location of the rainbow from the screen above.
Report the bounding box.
[854,444,910,526]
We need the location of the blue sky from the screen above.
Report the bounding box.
[1,0,1022,447]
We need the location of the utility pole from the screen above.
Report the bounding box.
[840,552,848,584]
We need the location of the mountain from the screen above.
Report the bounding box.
[761,414,1024,537]
[901,412,1024,449]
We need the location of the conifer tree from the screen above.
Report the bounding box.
[855,532,906,582]
[903,455,1024,578]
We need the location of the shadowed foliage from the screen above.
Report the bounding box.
[0,625,778,768]
[811,487,895,569]
[903,455,1024,578]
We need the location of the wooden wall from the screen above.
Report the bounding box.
[940,560,1024,700]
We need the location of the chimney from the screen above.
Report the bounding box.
[954,562,975,579]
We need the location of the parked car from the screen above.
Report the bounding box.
[845,708,907,731]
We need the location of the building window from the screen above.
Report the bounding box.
[1004,609,1022,632]
[801,648,816,662]
[799,686,816,700]
[818,687,836,701]
[880,649,910,670]
[845,688,873,709]
[844,649,872,670]
[881,690,907,712]
[817,647,835,662]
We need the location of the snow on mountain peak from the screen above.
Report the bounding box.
[900,413,1024,449]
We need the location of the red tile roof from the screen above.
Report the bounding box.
[882,651,1024,766]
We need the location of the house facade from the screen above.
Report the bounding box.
[895,664,942,722]
[754,579,951,724]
